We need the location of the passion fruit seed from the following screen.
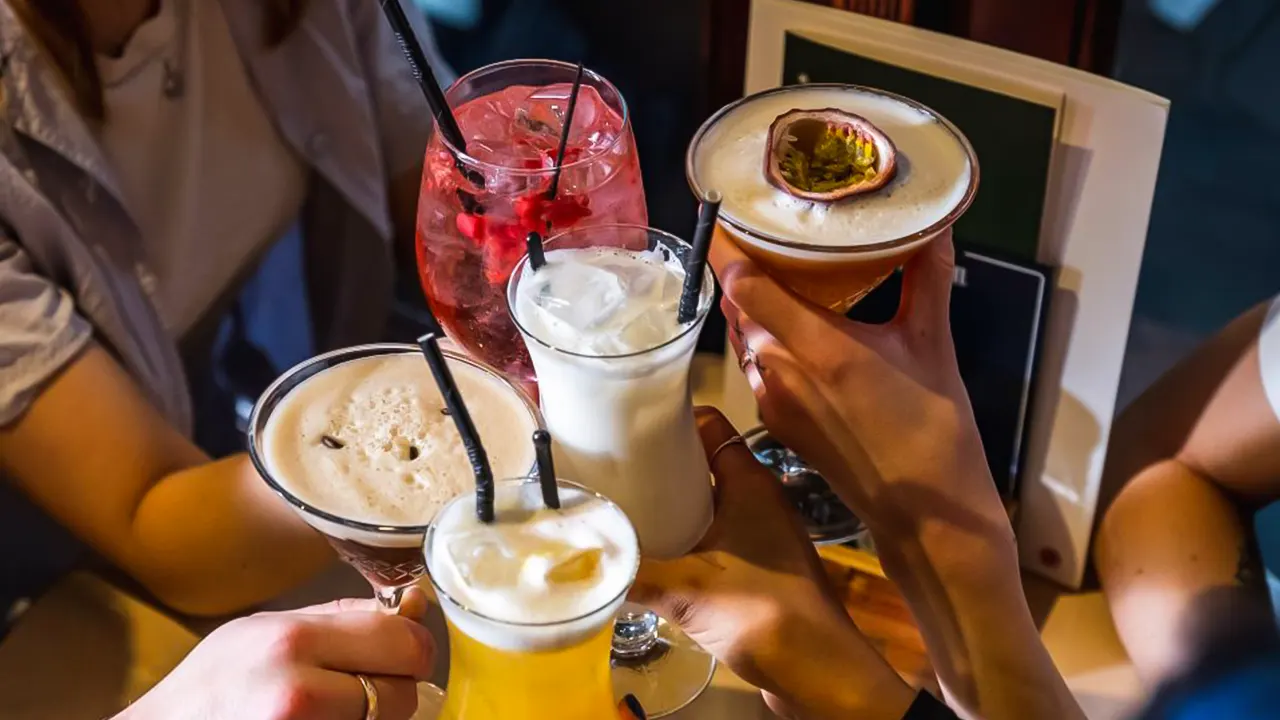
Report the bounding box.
[765,109,897,203]
[780,127,878,193]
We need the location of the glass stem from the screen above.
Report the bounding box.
[376,584,407,611]
[612,603,660,660]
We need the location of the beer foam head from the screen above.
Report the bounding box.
[513,247,696,357]
[691,85,974,252]
[261,352,537,544]
[427,480,639,651]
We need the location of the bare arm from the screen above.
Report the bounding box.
[713,233,1082,719]
[1096,301,1280,684]
[0,345,332,616]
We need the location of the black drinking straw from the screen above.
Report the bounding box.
[532,430,561,510]
[377,0,467,152]
[545,62,586,201]
[525,232,547,271]
[678,191,722,324]
[376,0,485,188]
[417,331,495,523]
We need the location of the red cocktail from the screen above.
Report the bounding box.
[416,60,646,382]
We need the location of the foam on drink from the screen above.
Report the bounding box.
[261,352,537,542]
[691,85,973,252]
[428,481,639,652]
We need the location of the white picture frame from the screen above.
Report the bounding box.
[723,0,1170,588]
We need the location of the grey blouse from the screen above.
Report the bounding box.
[0,0,448,616]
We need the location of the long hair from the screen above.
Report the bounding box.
[7,0,309,121]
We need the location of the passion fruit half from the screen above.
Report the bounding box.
[764,108,897,203]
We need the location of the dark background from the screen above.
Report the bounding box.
[416,0,1280,408]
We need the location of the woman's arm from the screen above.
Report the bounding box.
[634,408,917,720]
[712,232,1082,720]
[1096,301,1280,684]
[0,344,332,616]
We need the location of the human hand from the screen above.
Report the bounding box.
[632,407,914,720]
[712,233,1086,720]
[120,589,435,720]
[712,231,1013,573]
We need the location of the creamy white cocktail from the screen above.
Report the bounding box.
[508,228,714,559]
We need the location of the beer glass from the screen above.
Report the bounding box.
[247,343,540,609]
[425,478,639,719]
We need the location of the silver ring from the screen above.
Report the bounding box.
[710,436,747,468]
[356,673,379,720]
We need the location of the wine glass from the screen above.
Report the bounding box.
[415,59,647,384]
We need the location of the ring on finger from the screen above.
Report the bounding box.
[356,673,379,720]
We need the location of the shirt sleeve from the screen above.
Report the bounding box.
[349,0,455,178]
[0,232,93,427]
[1259,297,1280,423]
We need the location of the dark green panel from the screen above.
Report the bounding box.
[782,33,1058,261]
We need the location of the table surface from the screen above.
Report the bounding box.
[0,355,1144,719]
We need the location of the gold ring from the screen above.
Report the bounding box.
[710,436,747,469]
[356,673,379,720]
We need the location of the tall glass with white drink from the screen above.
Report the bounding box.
[688,84,979,312]
[507,226,715,558]
[507,224,717,716]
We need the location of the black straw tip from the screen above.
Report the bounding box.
[532,430,560,510]
[415,332,496,523]
[526,232,547,271]
[678,192,722,324]
[545,62,587,201]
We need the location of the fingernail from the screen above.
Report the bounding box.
[623,694,647,719]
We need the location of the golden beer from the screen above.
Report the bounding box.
[688,84,979,313]
[426,478,640,720]
[441,619,616,719]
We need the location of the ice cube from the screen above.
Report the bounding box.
[527,261,627,336]
[546,548,603,584]
[447,535,523,590]
[455,92,517,150]
[511,84,608,154]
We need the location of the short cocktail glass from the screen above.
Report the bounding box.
[246,343,540,609]
[507,225,717,717]
[744,426,866,546]
[425,477,640,720]
[417,60,647,383]
[687,84,979,313]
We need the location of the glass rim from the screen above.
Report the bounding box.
[246,343,542,536]
[424,477,641,629]
[685,83,981,255]
[505,223,716,362]
[437,58,633,177]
